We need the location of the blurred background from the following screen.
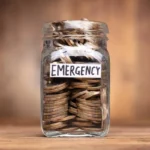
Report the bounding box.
[0,0,149,126]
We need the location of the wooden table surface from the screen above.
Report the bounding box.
[0,126,150,150]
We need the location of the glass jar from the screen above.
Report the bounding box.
[41,20,110,137]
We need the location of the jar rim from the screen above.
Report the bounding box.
[43,20,109,37]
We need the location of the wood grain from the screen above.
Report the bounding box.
[0,126,150,150]
[0,0,138,125]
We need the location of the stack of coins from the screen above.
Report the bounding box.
[42,80,68,130]
[69,78,103,131]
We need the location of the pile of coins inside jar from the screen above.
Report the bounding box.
[42,20,109,133]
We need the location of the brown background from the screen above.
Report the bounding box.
[0,0,150,126]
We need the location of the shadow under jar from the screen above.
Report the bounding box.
[41,20,110,137]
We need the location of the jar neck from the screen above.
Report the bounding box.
[43,35,108,51]
[43,20,109,51]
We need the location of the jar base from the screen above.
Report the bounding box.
[42,128,109,137]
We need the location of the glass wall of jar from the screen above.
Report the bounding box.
[41,20,110,137]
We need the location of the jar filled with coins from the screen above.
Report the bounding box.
[41,19,110,137]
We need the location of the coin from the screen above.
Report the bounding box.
[71,82,88,89]
[69,107,77,115]
[72,121,94,127]
[76,117,89,122]
[43,114,67,122]
[44,98,68,107]
[44,84,68,93]
[43,108,66,115]
[77,110,102,121]
[71,90,87,99]
[77,103,101,111]
[87,86,101,91]
[65,39,74,46]
[76,98,101,107]
[43,103,68,112]
[81,127,103,132]
[44,82,67,90]
[70,101,77,107]
[78,109,101,118]
[59,127,78,133]
[43,122,67,130]
[86,79,100,83]
[60,115,76,122]
[80,91,100,99]
[44,91,69,101]
[43,110,67,117]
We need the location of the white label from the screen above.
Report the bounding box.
[50,64,101,78]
